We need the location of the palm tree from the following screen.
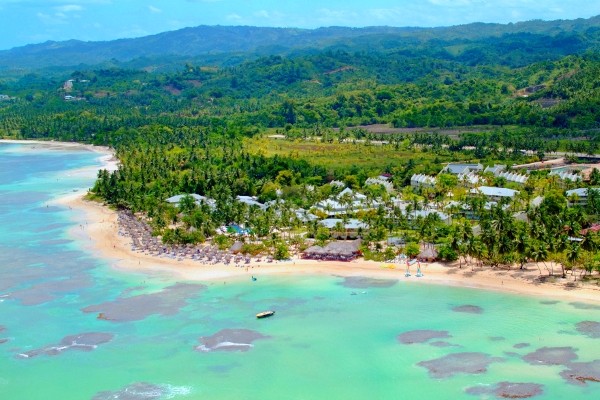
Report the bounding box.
[586,188,600,216]
[529,240,548,275]
[565,241,581,279]
[513,222,530,270]
[466,237,484,270]
[449,222,465,268]
[178,194,197,215]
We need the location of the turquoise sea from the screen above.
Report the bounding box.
[1,142,599,400]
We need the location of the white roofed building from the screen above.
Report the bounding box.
[550,169,581,182]
[497,171,528,184]
[365,177,394,193]
[565,188,600,207]
[314,188,378,217]
[470,186,519,202]
[484,164,507,175]
[484,164,528,184]
[319,218,369,239]
[166,194,215,208]
[442,163,483,175]
[236,195,266,210]
[411,174,436,189]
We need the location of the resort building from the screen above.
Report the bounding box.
[365,176,394,193]
[485,164,528,184]
[295,208,319,223]
[484,164,506,175]
[549,169,581,182]
[458,172,481,186]
[314,188,378,217]
[440,163,484,187]
[319,218,369,239]
[470,186,519,202]
[236,195,266,210]
[408,209,451,224]
[441,163,483,175]
[565,188,600,207]
[166,193,216,208]
[445,201,505,220]
[496,171,528,184]
[530,196,544,208]
[410,174,436,189]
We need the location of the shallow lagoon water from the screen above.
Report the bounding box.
[1,142,600,399]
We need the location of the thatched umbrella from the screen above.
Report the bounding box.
[230,241,244,254]
[418,246,438,262]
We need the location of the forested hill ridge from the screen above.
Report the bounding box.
[1,15,600,71]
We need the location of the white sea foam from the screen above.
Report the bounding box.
[214,341,252,350]
[162,384,193,398]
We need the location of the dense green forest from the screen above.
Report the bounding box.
[2,19,600,277]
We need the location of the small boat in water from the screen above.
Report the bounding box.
[256,310,275,319]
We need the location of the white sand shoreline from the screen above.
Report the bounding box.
[8,138,599,303]
[63,194,600,304]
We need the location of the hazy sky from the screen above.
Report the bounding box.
[1,0,599,50]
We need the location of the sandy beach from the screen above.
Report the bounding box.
[12,138,596,304]
[59,193,600,304]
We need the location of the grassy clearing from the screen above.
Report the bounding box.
[243,134,470,172]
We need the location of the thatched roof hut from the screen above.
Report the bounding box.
[418,245,438,262]
[303,245,324,255]
[302,239,362,261]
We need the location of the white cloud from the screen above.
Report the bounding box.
[428,0,478,5]
[148,5,162,14]
[226,13,243,22]
[254,10,269,19]
[253,10,285,20]
[55,5,84,13]
[37,12,68,25]
[315,8,360,26]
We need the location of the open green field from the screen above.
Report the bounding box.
[243,134,470,173]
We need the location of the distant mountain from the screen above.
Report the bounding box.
[1,16,599,71]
